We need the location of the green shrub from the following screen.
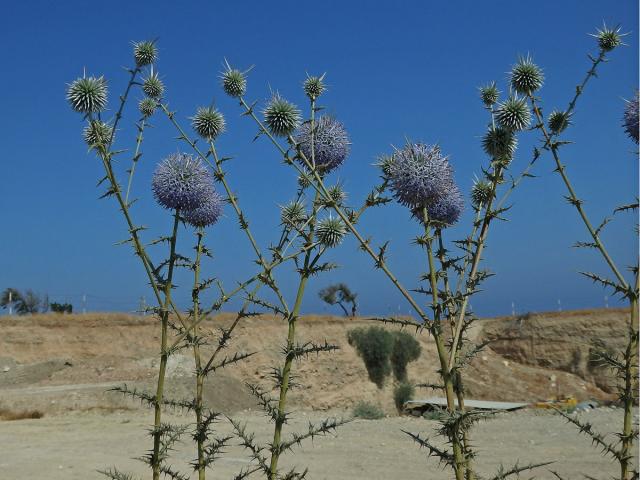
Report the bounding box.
[347,326,393,387]
[390,331,421,381]
[393,382,415,413]
[352,401,385,420]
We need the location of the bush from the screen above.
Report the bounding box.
[390,331,421,381]
[347,326,393,387]
[393,382,415,413]
[352,401,385,420]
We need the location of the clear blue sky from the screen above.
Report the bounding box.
[0,0,637,317]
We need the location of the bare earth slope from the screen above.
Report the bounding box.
[0,309,627,415]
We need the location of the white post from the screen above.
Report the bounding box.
[82,293,87,314]
[604,295,609,309]
[8,290,12,316]
[557,299,562,312]
[511,301,515,316]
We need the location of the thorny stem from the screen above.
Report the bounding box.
[621,272,639,480]
[268,188,322,480]
[152,210,180,480]
[236,96,432,326]
[125,117,146,205]
[192,229,206,480]
[423,210,465,480]
[528,95,629,291]
[448,165,504,369]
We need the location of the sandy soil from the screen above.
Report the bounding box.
[0,408,635,479]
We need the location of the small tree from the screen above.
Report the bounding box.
[16,290,41,314]
[51,302,73,314]
[319,283,358,316]
[347,326,393,387]
[390,331,422,381]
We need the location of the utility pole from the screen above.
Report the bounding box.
[82,293,87,314]
[139,295,147,315]
[557,299,562,312]
[511,301,516,317]
[604,295,609,309]
[8,290,12,316]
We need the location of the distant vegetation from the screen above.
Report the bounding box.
[347,326,421,387]
[318,283,358,316]
[0,288,49,315]
[352,401,385,420]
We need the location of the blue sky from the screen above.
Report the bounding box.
[0,0,637,317]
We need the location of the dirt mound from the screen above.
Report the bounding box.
[480,308,630,394]
[0,310,624,416]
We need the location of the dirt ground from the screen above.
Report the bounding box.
[0,408,635,479]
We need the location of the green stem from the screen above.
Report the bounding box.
[192,229,206,480]
[152,210,180,480]
[422,210,465,480]
[528,95,629,290]
[125,118,146,205]
[448,165,504,369]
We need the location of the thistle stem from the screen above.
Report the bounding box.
[192,229,206,480]
[527,95,629,290]
[152,210,180,480]
[423,210,465,480]
[124,118,146,205]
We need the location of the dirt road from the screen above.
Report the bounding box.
[0,408,634,479]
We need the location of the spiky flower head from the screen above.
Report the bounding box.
[479,82,499,107]
[152,153,213,211]
[414,184,464,227]
[377,154,394,178]
[133,41,157,67]
[221,66,247,98]
[316,216,347,247]
[623,91,639,144]
[142,69,164,99]
[318,184,347,208]
[471,178,493,208]
[139,97,157,118]
[592,23,623,52]
[294,116,350,173]
[83,120,113,149]
[67,75,108,113]
[386,143,454,209]
[548,110,571,134]
[182,189,223,228]
[297,174,311,189]
[496,95,531,131]
[191,106,226,141]
[263,94,301,137]
[510,56,544,95]
[281,200,307,228]
[303,74,326,101]
[482,126,517,162]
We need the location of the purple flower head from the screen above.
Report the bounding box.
[623,91,639,145]
[387,143,454,209]
[152,153,212,211]
[294,116,350,173]
[183,189,224,228]
[426,184,464,226]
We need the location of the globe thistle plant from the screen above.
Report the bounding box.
[151,153,213,211]
[281,200,308,228]
[263,94,301,137]
[496,95,531,131]
[482,126,517,162]
[182,189,224,228]
[623,91,639,144]
[191,106,226,141]
[66,75,108,113]
[294,116,350,173]
[139,97,157,118]
[133,40,157,67]
[142,68,164,99]
[510,56,544,95]
[471,178,493,209]
[547,110,571,134]
[83,120,113,149]
[479,81,499,107]
[221,65,247,98]
[591,23,624,52]
[316,216,346,247]
[386,143,454,209]
[303,74,326,101]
